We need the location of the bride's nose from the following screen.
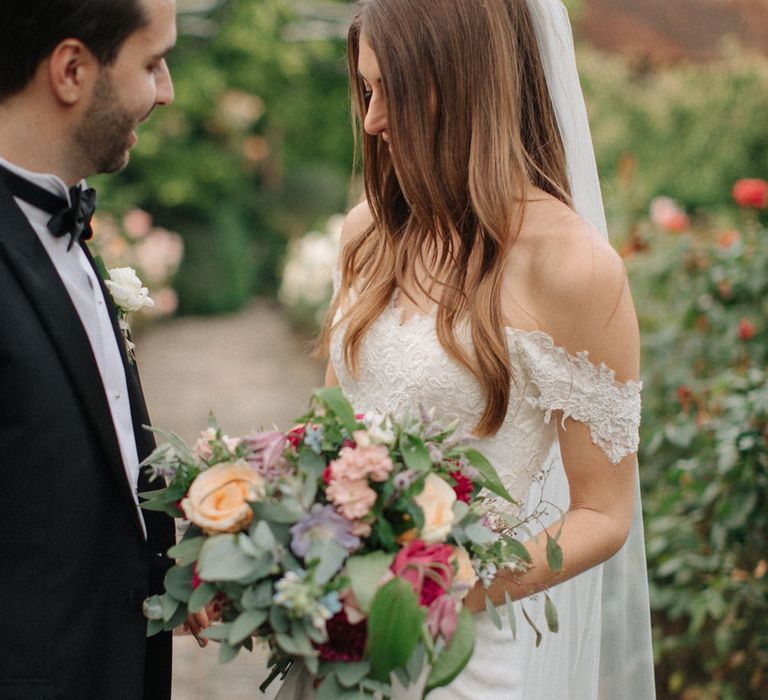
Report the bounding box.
[364,91,388,137]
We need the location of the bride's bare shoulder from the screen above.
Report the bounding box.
[341,200,374,248]
[511,193,639,380]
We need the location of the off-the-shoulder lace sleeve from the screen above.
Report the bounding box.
[510,330,642,464]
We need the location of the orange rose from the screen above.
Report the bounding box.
[181,461,265,534]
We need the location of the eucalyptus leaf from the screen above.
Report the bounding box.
[404,642,425,686]
[164,565,194,602]
[316,674,345,700]
[241,580,273,609]
[346,551,396,613]
[544,594,559,633]
[143,595,164,621]
[546,534,563,574]
[147,618,165,637]
[188,582,217,614]
[299,448,327,478]
[335,661,370,688]
[504,592,517,640]
[251,500,305,525]
[276,632,315,656]
[160,593,180,622]
[229,609,269,645]
[197,535,259,582]
[249,522,276,553]
[464,521,499,546]
[307,539,348,585]
[167,537,205,567]
[424,608,475,695]
[270,605,290,634]
[484,595,502,630]
[505,537,533,564]
[366,578,425,682]
[219,642,241,664]
[200,623,233,641]
[144,426,196,464]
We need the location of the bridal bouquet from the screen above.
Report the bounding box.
[141,388,541,698]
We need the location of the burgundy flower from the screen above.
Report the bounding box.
[391,540,454,607]
[450,470,473,504]
[315,609,368,662]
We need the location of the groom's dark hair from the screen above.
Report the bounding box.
[0,0,149,100]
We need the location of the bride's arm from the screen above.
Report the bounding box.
[466,224,641,609]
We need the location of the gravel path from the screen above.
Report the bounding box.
[137,301,324,699]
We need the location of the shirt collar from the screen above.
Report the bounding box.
[0,156,87,206]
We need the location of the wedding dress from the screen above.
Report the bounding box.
[275,295,655,699]
[277,0,656,695]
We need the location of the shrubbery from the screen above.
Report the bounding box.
[626,188,768,699]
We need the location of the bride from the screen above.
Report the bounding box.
[279,0,656,697]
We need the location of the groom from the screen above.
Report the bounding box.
[0,1,180,698]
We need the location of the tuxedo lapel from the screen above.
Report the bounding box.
[0,182,145,541]
[79,241,157,463]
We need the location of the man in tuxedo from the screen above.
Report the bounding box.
[0,1,183,697]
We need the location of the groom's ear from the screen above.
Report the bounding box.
[46,39,99,106]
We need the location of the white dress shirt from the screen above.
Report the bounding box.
[1,156,146,536]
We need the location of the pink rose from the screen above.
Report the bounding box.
[650,196,689,232]
[329,444,393,483]
[326,478,377,520]
[391,539,454,606]
[192,427,217,461]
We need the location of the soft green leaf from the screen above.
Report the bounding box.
[424,608,475,695]
[143,594,164,621]
[505,537,533,565]
[298,448,327,478]
[314,387,359,435]
[464,521,499,546]
[335,661,370,688]
[197,535,260,581]
[200,623,233,641]
[160,593,180,622]
[188,582,217,614]
[241,580,273,610]
[219,642,241,664]
[400,436,432,474]
[484,595,502,630]
[307,539,348,585]
[144,426,197,464]
[167,537,205,567]
[270,605,290,634]
[251,500,306,525]
[544,593,559,633]
[147,618,165,637]
[546,534,563,574]
[276,632,315,656]
[456,447,515,503]
[229,609,269,645]
[504,592,517,640]
[366,577,425,683]
[345,551,396,613]
[164,565,194,602]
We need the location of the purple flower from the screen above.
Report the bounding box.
[290,504,361,558]
[243,430,288,478]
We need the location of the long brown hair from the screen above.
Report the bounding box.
[319,0,571,436]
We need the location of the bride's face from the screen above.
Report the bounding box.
[357,33,390,144]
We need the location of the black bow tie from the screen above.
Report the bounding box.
[0,163,96,250]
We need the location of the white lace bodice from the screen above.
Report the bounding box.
[330,298,641,510]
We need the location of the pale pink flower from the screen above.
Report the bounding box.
[650,196,689,232]
[350,519,372,538]
[193,428,217,461]
[326,478,377,520]
[329,444,393,483]
[426,595,459,642]
[123,209,153,239]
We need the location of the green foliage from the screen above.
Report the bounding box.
[581,47,768,227]
[627,209,768,698]
[94,0,354,314]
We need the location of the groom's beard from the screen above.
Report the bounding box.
[74,72,140,175]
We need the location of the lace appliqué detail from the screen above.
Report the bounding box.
[509,330,642,464]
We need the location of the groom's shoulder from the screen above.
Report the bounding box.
[341,200,374,248]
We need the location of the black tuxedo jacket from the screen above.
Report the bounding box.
[0,179,175,699]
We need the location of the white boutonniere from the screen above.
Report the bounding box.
[103,266,154,364]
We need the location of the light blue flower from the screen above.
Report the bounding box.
[304,424,324,454]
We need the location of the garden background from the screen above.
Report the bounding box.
[96,1,768,698]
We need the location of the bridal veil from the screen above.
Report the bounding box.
[522,1,656,697]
